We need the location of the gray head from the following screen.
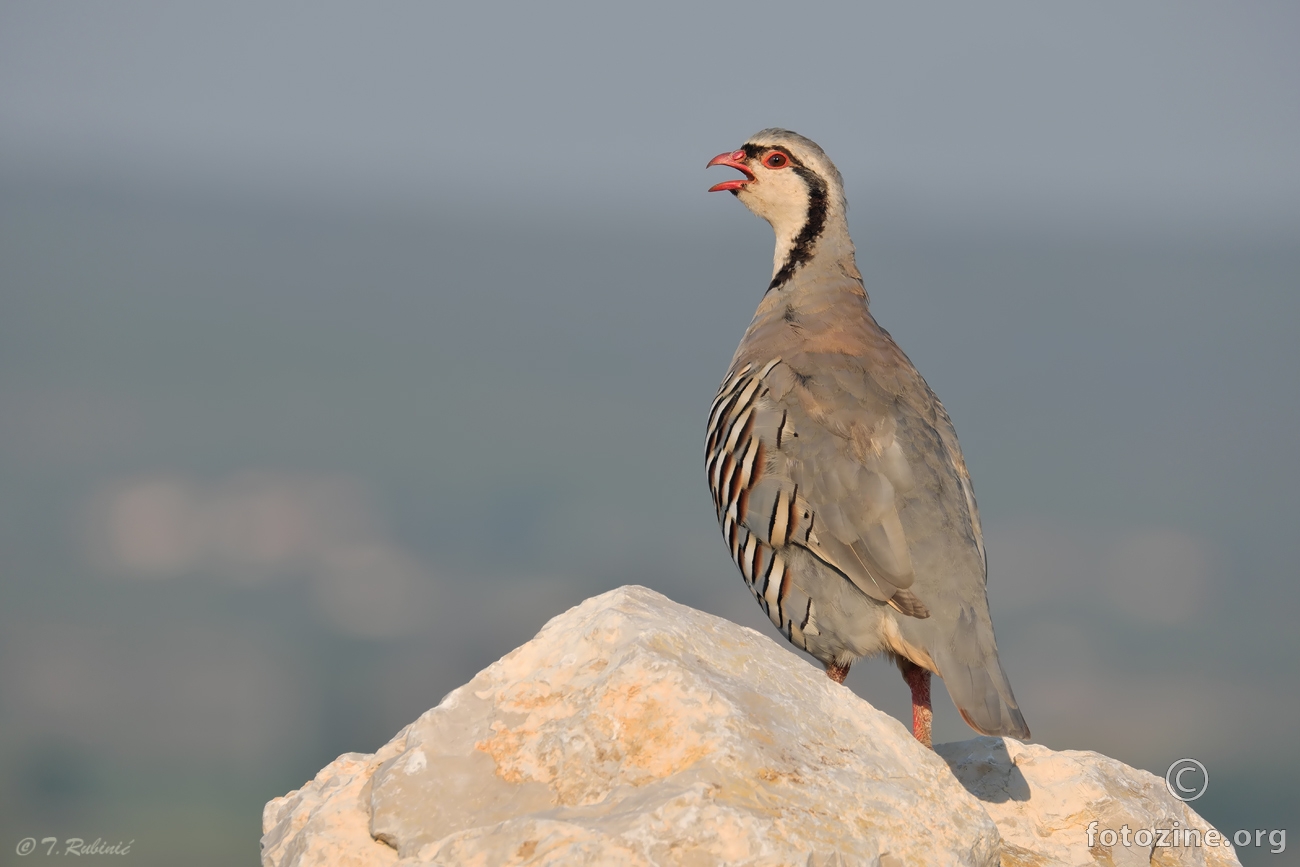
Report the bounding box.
[707,129,852,290]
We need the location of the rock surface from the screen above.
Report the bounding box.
[262,586,1239,867]
[937,738,1239,867]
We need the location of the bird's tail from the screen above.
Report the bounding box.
[933,633,1030,740]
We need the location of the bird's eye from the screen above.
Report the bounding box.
[765,152,789,168]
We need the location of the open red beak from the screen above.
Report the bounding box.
[707,150,754,192]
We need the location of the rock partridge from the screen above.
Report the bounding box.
[705,129,1029,747]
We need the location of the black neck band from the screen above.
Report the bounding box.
[768,166,828,292]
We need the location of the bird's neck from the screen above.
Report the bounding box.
[737,221,870,369]
[768,206,862,297]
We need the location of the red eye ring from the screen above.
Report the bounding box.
[764,151,789,168]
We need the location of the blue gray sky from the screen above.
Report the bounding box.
[3,2,1298,227]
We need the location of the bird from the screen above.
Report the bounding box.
[704,129,1029,748]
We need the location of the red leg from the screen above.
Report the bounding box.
[825,660,851,684]
[900,660,933,748]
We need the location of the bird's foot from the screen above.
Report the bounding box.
[825,661,851,684]
[900,661,933,749]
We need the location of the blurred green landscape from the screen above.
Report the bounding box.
[2,180,1296,865]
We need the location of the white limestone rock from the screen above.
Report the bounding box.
[261,745,404,867]
[262,585,1239,867]
[937,737,1241,867]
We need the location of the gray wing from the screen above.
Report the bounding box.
[709,355,973,619]
[708,353,1025,737]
